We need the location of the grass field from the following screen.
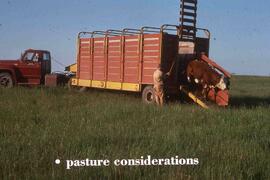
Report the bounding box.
[0,75,269,179]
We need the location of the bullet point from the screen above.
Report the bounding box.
[55,159,61,164]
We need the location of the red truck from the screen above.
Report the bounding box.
[0,49,51,87]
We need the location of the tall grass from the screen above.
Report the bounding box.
[0,76,269,179]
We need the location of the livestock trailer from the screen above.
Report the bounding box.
[70,24,219,105]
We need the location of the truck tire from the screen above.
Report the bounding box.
[0,73,13,88]
[142,86,156,104]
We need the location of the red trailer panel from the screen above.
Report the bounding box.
[142,34,161,84]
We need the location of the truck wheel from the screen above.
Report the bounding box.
[142,86,155,104]
[0,73,13,88]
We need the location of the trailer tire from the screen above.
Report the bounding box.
[0,73,13,88]
[142,86,155,104]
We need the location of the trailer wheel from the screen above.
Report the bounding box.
[142,86,155,104]
[0,73,13,88]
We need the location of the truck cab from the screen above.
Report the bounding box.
[0,49,51,87]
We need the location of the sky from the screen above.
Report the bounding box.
[0,0,269,75]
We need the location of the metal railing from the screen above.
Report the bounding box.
[78,24,210,40]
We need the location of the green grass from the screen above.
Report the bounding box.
[0,76,270,179]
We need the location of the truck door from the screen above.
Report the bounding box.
[40,52,51,84]
[17,51,41,85]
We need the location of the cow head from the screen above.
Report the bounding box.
[215,76,227,90]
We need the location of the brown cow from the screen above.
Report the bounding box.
[186,60,227,97]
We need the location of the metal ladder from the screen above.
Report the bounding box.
[179,0,197,42]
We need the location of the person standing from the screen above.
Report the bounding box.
[153,64,170,106]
